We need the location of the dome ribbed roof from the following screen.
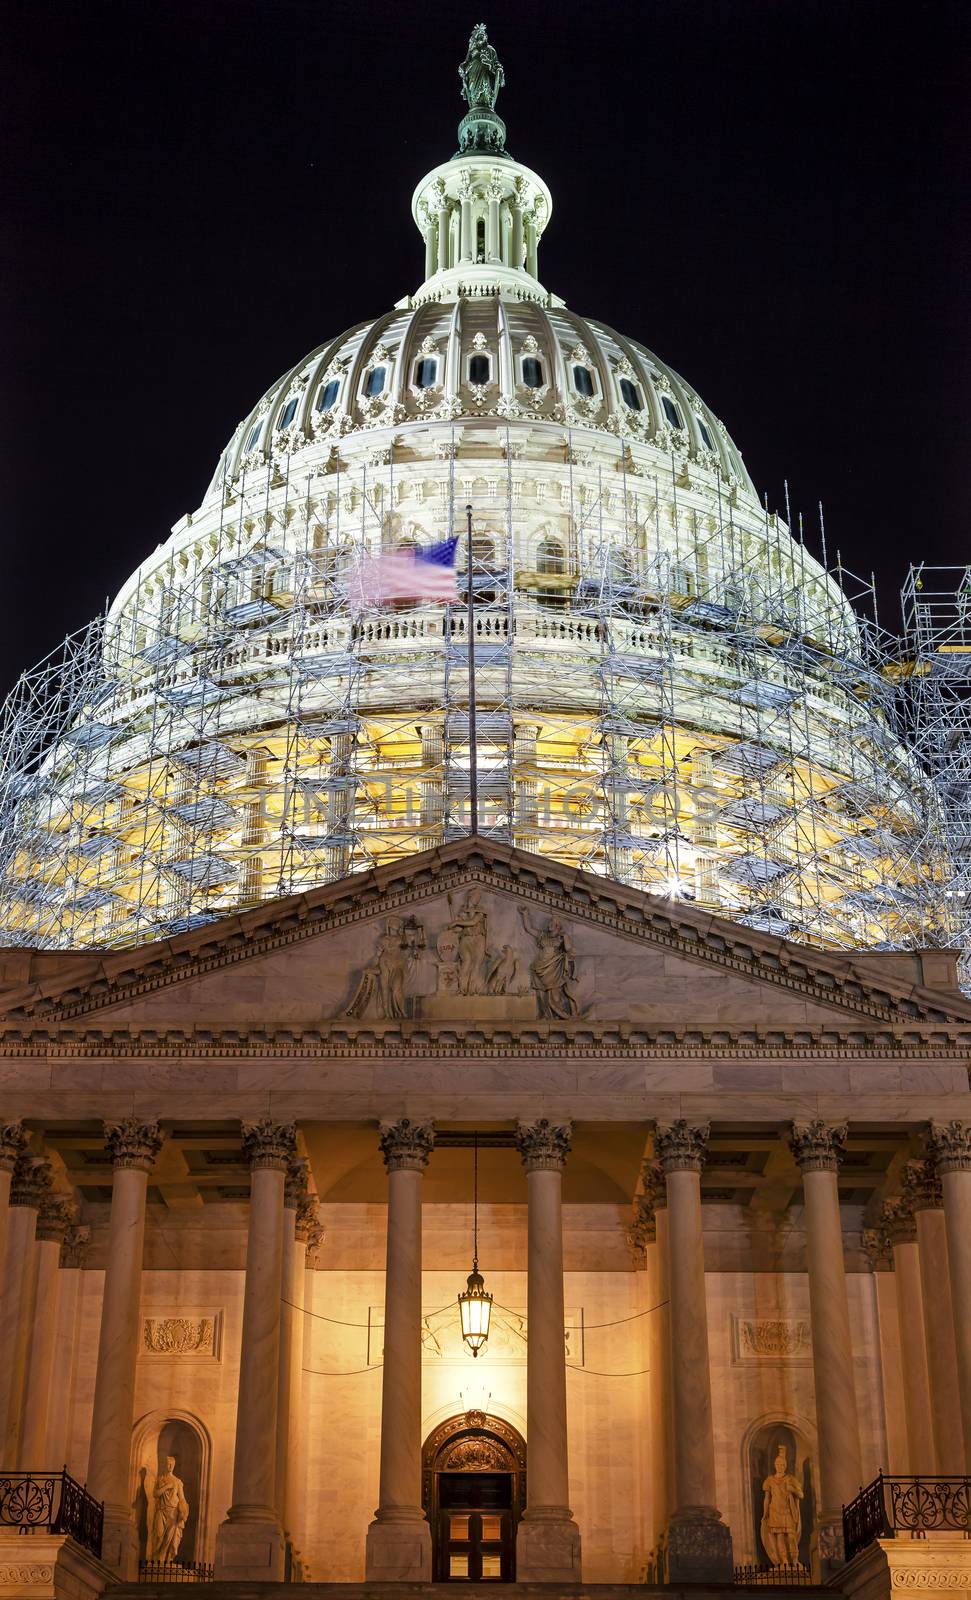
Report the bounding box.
[209,301,755,502]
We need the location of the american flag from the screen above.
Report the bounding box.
[346,536,459,609]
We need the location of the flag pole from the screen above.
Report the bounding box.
[465,502,478,836]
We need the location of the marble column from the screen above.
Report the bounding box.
[514,1119,581,1581]
[45,1223,91,1473]
[19,1196,77,1466]
[216,1118,296,1582]
[1,1153,53,1467]
[656,1121,732,1582]
[0,1122,28,1286]
[286,1195,320,1573]
[929,1122,971,1469]
[87,1121,164,1575]
[630,1161,670,1551]
[881,1197,935,1473]
[903,1154,964,1472]
[789,1120,862,1569]
[645,1161,672,1545]
[365,1118,434,1581]
[275,1158,308,1551]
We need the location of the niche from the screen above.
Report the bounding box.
[748,1421,815,1569]
[133,1413,209,1566]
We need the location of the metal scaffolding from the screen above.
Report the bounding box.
[0,428,962,977]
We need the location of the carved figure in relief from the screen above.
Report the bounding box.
[485,943,519,994]
[760,1445,803,1567]
[446,889,489,994]
[519,910,579,1018]
[346,917,410,1018]
[149,1455,189,1562]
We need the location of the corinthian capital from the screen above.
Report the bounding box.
[628,1194,656,1258]
[640,1158,667,1210]
[516,1118,572,1172]
[241,1118,297,1172]
[861,1224,893,1271]
[655,1119,710,1174]
[0,1121,29,1173]
[36,1195,78,1243]
[104,1118,166,1172]
[285,1156,310,1210]
[379,1118,435,1173]
[788,1119,847,1173]
[60,1223,91,1269]
[295,1194,323,1248]
[901,1156,942,1212]
[927,1120,971,1175]
[881,1194,917,1245]
[10,1153,54,1209]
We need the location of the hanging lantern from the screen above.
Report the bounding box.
[458,1133,493,1357]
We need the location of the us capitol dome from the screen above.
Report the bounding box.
[0,26,948,953]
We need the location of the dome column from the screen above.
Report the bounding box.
[434,181,449,274]
[458,173,475,262]
[525,209,538,278]
[656,1121,733,1582]
[486,172,502,263]
[515,1119,582,1582]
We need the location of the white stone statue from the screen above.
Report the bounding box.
[345,917,410,1017]
[445,889,489,995]
[760,1444,804,1567]
[149,1454,189,1563]
[519,910,579,1018]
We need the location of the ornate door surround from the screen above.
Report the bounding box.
[422,1411,526,1581]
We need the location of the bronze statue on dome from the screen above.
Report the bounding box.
[459,24,505,112]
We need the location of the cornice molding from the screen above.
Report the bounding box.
[1,843,963,1030]
[0,1027,968,1061]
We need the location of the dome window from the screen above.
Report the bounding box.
[572,366,594,398]
[697,417,715,451]
[317,379,340,413]
[661,396,684,429]
[365,366,387,398]
[277,397,299,430]
[620,378,642,411]
[468,353,490,385]
[536,536,566,576]
[244,421,262,452]
[522,356,544,389]
[415,357,438,389]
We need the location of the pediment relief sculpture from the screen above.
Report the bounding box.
[343,889,579,1021]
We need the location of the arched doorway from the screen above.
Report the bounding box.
[422,1411,526,1582]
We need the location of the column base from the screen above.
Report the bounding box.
[98,1508,138,1581]
[664,1505,733,1583]
[515,1507,582,1582]
[215,1511,286,1581]
[365,1511,432,1581]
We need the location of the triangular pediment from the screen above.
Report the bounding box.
[1,841,967,1042]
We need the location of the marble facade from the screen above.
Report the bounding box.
[1,839,970,1594]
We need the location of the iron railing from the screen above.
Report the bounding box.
[138,1561,214,1583]
[733,1562,815,1586]
[843,1473,971,1561]
[0,1468,103,1558]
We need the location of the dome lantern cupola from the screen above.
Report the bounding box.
[404,24,559,310]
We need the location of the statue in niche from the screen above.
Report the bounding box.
[760,1444,804,1567]
[446,889,489,994]
[345,916,411,1018]
[149,1455,189,1563]
[519,910,579,1018]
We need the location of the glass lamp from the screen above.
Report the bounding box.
[458,1132,492,1356]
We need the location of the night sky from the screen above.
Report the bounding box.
[3,0,968,698]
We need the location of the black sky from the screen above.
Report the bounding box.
[2,0,968,698]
